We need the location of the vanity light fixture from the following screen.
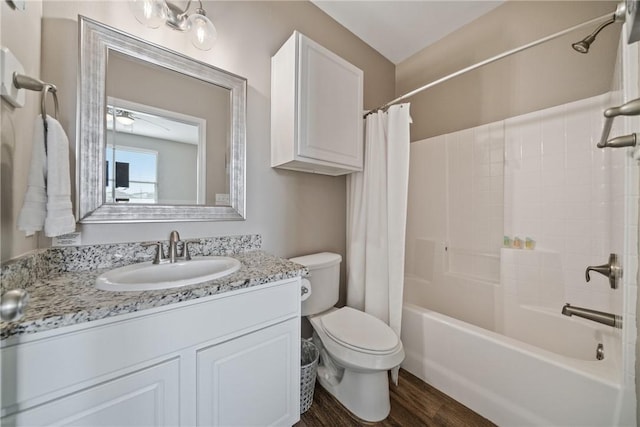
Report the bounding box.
[129,0,217,51]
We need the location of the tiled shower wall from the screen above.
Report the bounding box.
[447,123,504,282]
[503,93,621,314]
[407,93,626,308]
[405,122,504,284]
[405,91,639,389]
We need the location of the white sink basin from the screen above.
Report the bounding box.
[96,256,241,291]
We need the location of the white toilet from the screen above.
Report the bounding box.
[290,252,404,422]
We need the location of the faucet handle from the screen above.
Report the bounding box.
[182,240,200,261]
[141,241,165,264]
[585,253,621,289]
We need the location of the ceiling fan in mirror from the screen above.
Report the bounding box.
[106,106,171,131]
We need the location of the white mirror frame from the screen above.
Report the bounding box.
[78,16,246,223]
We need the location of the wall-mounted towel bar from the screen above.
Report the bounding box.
[1,47,60,142]
[13,73,60,130]
[597,97,640,149]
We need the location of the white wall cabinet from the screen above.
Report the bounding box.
[271,31,364,176]
[1,279,301,427]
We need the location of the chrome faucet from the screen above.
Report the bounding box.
[168,230,181,263]
[143,231,198,264]
[561,303,622,328]
[167,230,199,263]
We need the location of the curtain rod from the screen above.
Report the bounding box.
[364,11,616,118]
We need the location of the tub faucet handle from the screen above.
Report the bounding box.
[585,253,621,289]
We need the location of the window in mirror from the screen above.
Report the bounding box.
[106,145,159,204]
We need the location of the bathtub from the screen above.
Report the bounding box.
[401,276,634,426]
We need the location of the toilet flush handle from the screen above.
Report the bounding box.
[301,278,312,301]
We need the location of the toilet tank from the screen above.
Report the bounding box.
[289,252,341,316]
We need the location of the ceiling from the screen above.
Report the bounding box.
[311,0,504,64]
[107,106,199,145]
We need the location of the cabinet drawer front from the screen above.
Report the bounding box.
[2,358,180,426]
[1,279,300,412]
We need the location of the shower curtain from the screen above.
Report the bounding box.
[346,103,411,384]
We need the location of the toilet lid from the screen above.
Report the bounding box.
[320,307,399,353]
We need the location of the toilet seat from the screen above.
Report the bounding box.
[320,307,399,354]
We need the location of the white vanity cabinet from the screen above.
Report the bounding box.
[1,278,301,427]
[2,359,181,426]
[271,31,364,175]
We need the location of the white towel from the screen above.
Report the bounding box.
[43,116,76,237]
[17,116,47,236]
[17,115,76,237]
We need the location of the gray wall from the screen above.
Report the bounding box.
[1,0,395,311]
[1,0,44,261]
[396,1,620,141]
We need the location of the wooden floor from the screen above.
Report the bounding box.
[297,369,495,427]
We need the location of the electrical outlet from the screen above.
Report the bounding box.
[52,232,82,247]
[215,193,230,205]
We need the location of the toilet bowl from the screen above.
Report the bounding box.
[290,252,405,422]
[309,307,405,421]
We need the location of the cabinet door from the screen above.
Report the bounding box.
[297,34,363,169]
[197,319,300,426]
[2,359,180,426]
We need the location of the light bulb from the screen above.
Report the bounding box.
[130,0,167,29]
[117,116,135,126]
[187,11,217,51]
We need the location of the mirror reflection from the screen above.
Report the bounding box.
[106,100,205,205]
[105,51,230,207]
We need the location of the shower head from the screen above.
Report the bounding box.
[571,37,593,54]
[572,17,615,53]
[572,3,626,54]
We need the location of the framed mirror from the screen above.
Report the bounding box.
[78,16,246,222]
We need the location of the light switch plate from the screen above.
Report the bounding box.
[0,47,25,107]
[7,0,26,11]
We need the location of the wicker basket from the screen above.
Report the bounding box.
[300,339,319,414]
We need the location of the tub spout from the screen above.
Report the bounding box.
[561,303,622,328]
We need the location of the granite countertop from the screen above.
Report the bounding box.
[1,250,306,341]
